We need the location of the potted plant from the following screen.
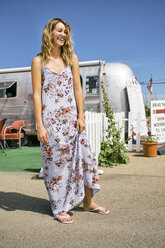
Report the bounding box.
[142,134,158,157]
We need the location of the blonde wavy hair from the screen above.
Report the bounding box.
[41,18,73,66]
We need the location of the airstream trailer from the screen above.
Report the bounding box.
[0,60,147,138]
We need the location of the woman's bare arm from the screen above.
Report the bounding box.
[72,53,84,119]
[72,53,85,133]
[31,56,48,143]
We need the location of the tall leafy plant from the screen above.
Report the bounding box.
[98,80,130,167]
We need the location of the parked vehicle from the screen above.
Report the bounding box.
[0,60,147,138]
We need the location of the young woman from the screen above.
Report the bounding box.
[31,18,109,224]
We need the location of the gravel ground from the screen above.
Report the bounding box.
[0,151,165,248]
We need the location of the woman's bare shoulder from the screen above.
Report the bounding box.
[32,55,42,64]
[72,52,79,69]
[31,55,42,70]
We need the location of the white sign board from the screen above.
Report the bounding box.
[127,81,147,136]
[151,100,165,143]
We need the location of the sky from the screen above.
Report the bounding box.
[0,0,165,102]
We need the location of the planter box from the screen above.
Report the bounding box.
[142,142,158,157]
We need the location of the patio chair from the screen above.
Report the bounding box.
[0,125,11,149]
[0,118,7,155]
[3,120,25,148]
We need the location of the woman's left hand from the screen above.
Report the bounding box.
[77,118,85,133]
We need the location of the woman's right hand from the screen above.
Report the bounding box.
[37,125,48,144]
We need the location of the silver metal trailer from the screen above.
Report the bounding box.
[0,60,147,136]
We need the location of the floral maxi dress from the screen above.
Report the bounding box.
[41,65,100,218]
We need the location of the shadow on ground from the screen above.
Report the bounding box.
[24,168,40,173]
[133,153,145,157]
[0,191,51,216]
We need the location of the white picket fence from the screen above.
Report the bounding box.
[84,111,125,158]
[85,111,148,156]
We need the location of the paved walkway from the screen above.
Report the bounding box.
[0,151,165,248]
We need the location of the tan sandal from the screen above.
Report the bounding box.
[55,212,73,224]
[84,206,109,215]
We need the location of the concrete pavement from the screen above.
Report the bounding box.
[0,150,165,248]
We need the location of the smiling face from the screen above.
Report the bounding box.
[52,22,68,47]
[41,18,73,65]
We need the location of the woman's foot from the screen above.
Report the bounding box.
[83,202,109,215]
[56,212,73,224]
[83,187,109,214]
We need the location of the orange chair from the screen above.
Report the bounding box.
[0,118,7,154]
[3,120,25,148]
[1,125,11,149]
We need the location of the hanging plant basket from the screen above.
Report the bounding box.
[142,142,158,157]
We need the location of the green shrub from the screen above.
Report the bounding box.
[98,80,130,167]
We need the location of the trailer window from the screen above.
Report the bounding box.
[0,81,17,98]
[85,76,99,94]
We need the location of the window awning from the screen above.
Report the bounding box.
[0,81,17,90]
